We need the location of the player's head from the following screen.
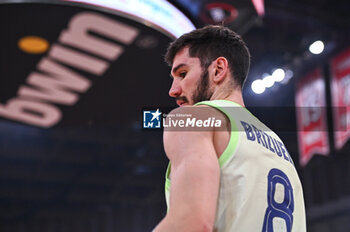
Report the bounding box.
[165,25,250,106]
[166,25,250,88]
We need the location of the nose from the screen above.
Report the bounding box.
[169,79,181,97]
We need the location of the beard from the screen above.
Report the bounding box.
[191,69,214,104]
[175,68,214,105]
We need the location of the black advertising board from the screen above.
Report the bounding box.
[0,1,180,129]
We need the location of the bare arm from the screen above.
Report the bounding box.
[154,124,220,232]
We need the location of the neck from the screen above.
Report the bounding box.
[210,84,245,107]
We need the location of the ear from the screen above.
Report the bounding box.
[211,57,229,84]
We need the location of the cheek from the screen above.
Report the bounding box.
[181,82,193,95]
[182,76,198,91]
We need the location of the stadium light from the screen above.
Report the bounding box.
[309,40,324,55]
[251,79,265,94]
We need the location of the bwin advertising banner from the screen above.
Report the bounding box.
[0,0,194,128]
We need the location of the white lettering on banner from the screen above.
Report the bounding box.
[0,12,139,127]
[304,131,322,145]
[340,75,350,105]
[345,113,350,127]
[18,58,91,105]
[50,44,109,75]
[0,99,61,127]
[301,85,322,126]
[60,12,139,60]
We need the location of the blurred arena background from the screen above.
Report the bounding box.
[0,0,349,231]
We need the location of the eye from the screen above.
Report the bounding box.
[179,71,187,78]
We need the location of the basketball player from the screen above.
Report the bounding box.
[153,25,306,232]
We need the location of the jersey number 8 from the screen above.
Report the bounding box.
[262,168,294,232]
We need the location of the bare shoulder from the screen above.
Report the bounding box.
[195,104,230,128]
[163,105,229,161]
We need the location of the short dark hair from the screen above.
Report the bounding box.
[165,25,250,88]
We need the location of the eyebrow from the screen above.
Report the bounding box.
[169,63,186,78]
